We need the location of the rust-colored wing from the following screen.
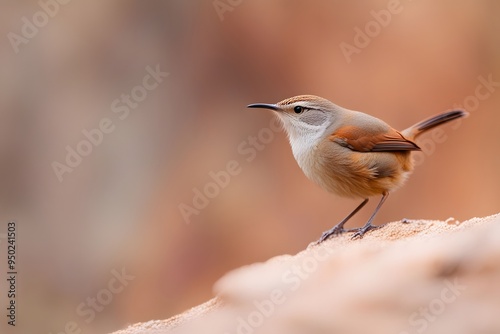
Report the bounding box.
[330,125,421,152]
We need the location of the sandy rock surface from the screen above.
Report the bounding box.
[111,214,500,334]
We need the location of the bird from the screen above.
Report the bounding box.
[247,95,468,243]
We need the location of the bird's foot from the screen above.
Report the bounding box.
[314,225,347,245]
[350,224,381,240]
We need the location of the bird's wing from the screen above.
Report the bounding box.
[330,125,421,152]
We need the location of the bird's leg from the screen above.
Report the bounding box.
[315,198,369,244]
[351,192,389,239]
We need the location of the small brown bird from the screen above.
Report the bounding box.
[248,95,468,243]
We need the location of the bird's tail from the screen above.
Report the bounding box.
[402,109,469,140]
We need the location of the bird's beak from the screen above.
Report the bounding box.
[247,103,279,111]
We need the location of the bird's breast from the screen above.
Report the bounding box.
[292,139,414,198]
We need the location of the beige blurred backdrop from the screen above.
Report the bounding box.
[0,0,499,333]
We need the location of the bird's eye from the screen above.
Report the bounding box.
[294,106,304,114]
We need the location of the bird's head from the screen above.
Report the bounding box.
[247,95,340,140]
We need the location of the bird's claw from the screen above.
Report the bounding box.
[350,224,380,240]
[315,226,347,244]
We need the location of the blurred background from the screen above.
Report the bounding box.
[0,0,499,333]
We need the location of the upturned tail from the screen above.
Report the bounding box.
[402,109,469,140]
